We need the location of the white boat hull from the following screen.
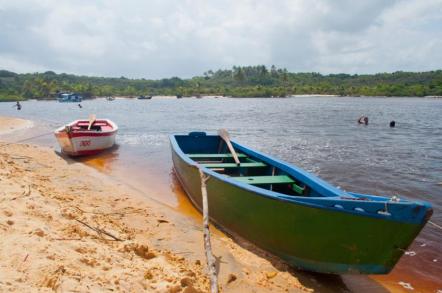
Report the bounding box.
[54,119,118,156]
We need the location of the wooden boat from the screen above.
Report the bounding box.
[170,132,433,274]
[137,95,152,100]
[54,118,118,156]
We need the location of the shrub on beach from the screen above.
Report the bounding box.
[0,93,24,102]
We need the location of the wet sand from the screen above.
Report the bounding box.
[0,116,33,135]
[0,118,311,292]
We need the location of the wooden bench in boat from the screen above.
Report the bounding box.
[200,162,267,168]
[233,175,306,195]
[188,153,247,159]
[190,152,307,195]
[234,175,295,185]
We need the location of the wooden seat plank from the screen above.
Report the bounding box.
[188,153,247,159]
[233,175,295,185]
[201,162,266,168]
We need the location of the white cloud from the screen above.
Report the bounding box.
[0,54,48,72]
[0,0,441,78]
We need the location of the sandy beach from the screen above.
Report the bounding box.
[0,117,311,292]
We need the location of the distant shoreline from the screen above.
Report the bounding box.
[1,67,442,101]
[1,94,441,102]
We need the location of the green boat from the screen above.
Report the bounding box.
[169,132,432,274]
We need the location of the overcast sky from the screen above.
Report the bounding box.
[1,0,442,79]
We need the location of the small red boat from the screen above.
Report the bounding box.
[54,117,118,156]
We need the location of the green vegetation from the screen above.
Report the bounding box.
[1,66,442,101]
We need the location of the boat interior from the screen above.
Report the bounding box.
[176,133,315,197]
[70,120,114,132]
[174,133,433,220]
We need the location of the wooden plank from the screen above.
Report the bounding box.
[218,129,240,165]
[188,153,247,158]
[198,170,219,293]
[87,114,96,130]
[233,175,295,185]
[201,162,266,168]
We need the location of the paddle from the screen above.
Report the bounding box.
[218,129,240,166]
[87,114,96,130]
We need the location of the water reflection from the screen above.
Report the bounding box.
[75,144,121,172]
[169,168,202,221]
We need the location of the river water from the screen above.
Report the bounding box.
[1,96,441,292]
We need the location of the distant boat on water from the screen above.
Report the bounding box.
[57,92,83,103]
[54,116,118,156]
[170,131,433,274]
[137,95,152,100]
[57,93,83,103]
[106,96,115,101]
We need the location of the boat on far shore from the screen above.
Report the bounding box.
[137,95,152,100]
[57,92,83,103]
[54,117,118,156]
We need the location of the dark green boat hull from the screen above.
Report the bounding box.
[171,149,427,274]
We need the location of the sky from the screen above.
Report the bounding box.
[1,0,442,79]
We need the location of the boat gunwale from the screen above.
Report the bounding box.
[169,134,432,224]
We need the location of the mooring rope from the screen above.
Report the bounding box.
[14,131,54,143]
[428,220,442,230]
[0,131,54,149]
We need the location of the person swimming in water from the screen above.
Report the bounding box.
[358,116,368,125]
[13,101,22,110]
[390,120,396,127]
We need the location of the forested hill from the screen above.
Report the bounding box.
[1,66,442,101]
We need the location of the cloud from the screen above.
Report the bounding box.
[0,0,441,78]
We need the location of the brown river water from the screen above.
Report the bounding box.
[1,96,441,292]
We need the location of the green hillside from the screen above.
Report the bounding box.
[1,66,442,101]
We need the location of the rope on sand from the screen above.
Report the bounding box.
[0,131,54,149]
[428,221,442,231]
[14,131,54,143]
[199,169,218,293]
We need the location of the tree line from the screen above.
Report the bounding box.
[1,66,442,101]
